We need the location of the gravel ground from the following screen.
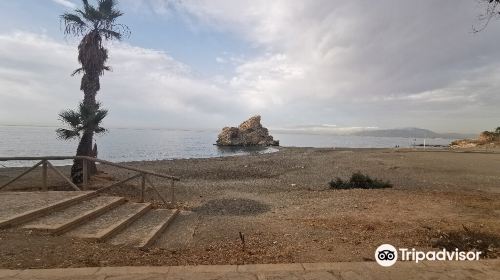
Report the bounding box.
[0,147,499,268]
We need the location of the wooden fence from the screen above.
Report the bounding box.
[0,156,180,206]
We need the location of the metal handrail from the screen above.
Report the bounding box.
[0,156,180,206]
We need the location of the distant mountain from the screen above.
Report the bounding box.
[351,127,474,139]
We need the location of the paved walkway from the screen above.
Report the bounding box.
[0,260,499,280]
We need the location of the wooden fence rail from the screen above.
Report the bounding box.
[0,156,180,206]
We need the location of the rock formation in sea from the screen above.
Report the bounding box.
[216,115,279,146]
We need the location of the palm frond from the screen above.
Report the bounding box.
[82,0,90,9]
[60,12,88,36]
[94,126,107,134]
[98,0,124,25]
[474,0,500,33]
[61,0,129,86]
[58,101,108,140]
[61,0,129,48]
[78,102,94,120]
[100,28,121,40]
[80,1,102,24]
[78,102,108,129]
[61,12,86,26]
[98,0,116,16]
[59,109,82,128]
[75,9,90,22]
[56,128,80,140]
[93,107,108,124]
[71,67,84,76]
[107,9,124,20]
[110,23,130,39]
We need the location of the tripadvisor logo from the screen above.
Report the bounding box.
[375,244,398,267]
[375,244,482,267]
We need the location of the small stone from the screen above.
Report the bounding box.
[430,238,440,246]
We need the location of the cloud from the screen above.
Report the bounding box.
[0,32,250,128]
[137,0,500,133]
[273,124,379,135]
[3,1,500,133]
[51,0,76,9]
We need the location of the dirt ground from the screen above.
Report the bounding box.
[0,147,499,269]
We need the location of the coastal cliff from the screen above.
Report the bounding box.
[450,129,500,148]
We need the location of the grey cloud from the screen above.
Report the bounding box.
[3,1,500,134]
[158,0,500,133]
[0,32,251,129]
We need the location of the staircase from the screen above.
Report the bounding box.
[0,192,179,249]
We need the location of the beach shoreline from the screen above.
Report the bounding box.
[0,147,499,268]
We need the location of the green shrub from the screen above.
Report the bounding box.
[329,172,392,189]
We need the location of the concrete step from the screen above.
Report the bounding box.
[0,191,96,229]
[23,195,125,234]
[108,209,179,248]
[155,210,199,250]
[66,202,152,241]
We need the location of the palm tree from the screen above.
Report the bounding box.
[57,102,108,182]
[475,0,500,32]
[57,102,108,141]
[60,0,129,182]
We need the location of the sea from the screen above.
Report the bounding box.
[0,125,453,167]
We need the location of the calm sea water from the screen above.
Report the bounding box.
[0,126,452,167]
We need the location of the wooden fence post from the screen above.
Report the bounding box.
[140,174,146,203]
[0,157,179,197]
[82,158,88,190]
[171,179,176,205]
[47,161,81,191]
[42,160,48,191]
[0,160,44,191]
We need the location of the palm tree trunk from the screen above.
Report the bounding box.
[70,72,100,184]
[71,131,94,184]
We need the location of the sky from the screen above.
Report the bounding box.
[0,0,499,134]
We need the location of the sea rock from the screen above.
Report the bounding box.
[216,115,279,146]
